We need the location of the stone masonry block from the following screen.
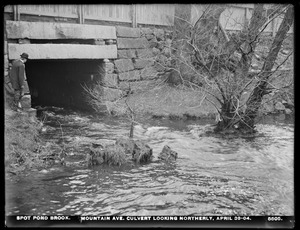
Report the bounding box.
[133,59,154,69]
[104,62,115,74]
[116,26,140,38]
[4,41,7,54]
[153,28,165,41]
[141,27,153,36]
[102,88,123,101]
[117,50,137,59]
[136,49,154,58]
[117,38,149,49]
[119,79,158,92]
[141,66,159,80]
[4,55,9,69]
[102,74,119,87]
[145,34,155,40]
[8,44,117,60]
[119,70,141,81]
[114,59,134,73]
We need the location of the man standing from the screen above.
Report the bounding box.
[9,53,29,111]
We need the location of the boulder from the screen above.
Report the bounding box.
[116,138,153,164]
[86,145,128,167]
[158,145,178,161]
[86,138,153,167]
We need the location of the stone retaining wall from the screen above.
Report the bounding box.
[101,26,173,98]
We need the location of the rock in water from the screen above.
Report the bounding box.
[115,138,135,155]
[86,138,153,167]
[131,141,153,164]
[158,145,178,161]
[116,138,153,164]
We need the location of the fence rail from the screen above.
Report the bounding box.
[4,4,293,34]
[18,5,78,18]
[84,5,132,23]
[136,4,174,26]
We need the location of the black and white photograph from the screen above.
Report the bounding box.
[4,3,294,228]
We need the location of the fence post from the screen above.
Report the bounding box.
[13,5,20,21]
[78,5,84,24]
[132,4,137,27]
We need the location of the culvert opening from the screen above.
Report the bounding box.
[26,59,104,111]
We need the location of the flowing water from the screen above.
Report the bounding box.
[5,107,294,216]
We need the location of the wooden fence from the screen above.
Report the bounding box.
[191,4,293,35]
[4,4,293,34]
[4,4,174,27]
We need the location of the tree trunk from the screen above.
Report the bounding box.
[241,5,294,131]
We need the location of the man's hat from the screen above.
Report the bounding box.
[20,53,29,59]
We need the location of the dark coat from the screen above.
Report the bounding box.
[9,59,26,90]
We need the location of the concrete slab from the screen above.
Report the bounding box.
[8,44,117,60]
[6,20,116,40]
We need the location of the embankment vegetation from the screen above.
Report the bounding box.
[4,93,64,175]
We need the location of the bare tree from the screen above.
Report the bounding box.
[165,4,294,134]
[83,4,294,136]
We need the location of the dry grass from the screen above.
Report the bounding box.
[4,93,63,174]
[104,84,219,119]
[5,107,45,173]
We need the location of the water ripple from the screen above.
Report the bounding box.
[5,110,294,216]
